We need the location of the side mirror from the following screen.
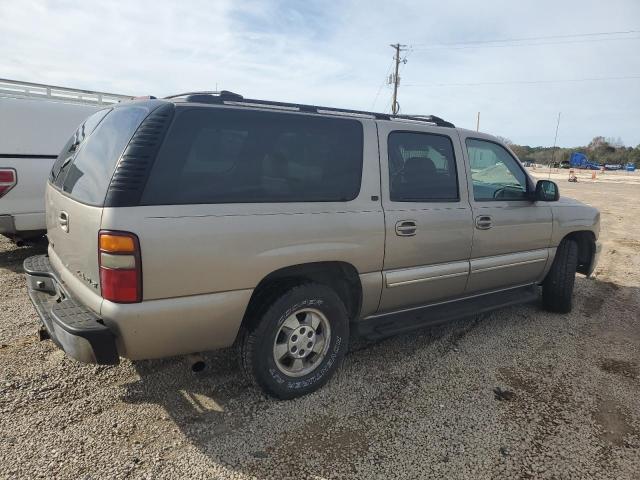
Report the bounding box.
[535,179,559,202]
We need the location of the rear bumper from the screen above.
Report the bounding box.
[24,254,119,365]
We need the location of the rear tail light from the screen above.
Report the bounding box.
[98,230,142,303]
[0,169,17,199]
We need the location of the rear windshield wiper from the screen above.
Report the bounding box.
[50,156,74,182]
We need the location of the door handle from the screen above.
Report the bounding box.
[58,211,69,232]
[475,215,492,230]
[395,220,417,236]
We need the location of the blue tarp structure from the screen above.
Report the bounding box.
[569,152,600,170]
[570,152,588,167]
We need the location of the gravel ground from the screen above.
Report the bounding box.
[1,180,639,479]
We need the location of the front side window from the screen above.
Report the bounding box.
[466,138,528,201]
[141,108,363,204]
[388,131,459,202]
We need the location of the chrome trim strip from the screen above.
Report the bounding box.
[472,257,547,274]
[470,249,549,274]
[387,271,468,288]
[384,261,469,288]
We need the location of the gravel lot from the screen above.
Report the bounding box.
[1,179,639,479]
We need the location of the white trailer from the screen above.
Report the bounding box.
[0,78,132,243]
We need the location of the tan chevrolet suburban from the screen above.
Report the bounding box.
[25,92,601,399]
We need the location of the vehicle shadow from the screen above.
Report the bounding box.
[0,237,48,274]
[119,275,640,477]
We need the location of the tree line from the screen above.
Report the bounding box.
[503,136,640,167]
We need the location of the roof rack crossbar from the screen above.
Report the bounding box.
[166,91,454,127]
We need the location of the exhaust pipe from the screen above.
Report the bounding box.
[187,353,206,373]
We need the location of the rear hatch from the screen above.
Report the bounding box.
[46,102,161,308]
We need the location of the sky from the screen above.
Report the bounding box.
[1,0,639,147]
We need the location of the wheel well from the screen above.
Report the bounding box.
[241,262,363,331]
[564,231,595,275]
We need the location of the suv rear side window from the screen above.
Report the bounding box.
[141,107,363,204]
[388,131,459,202]
[57,105,153,205]
[50,108,110,187]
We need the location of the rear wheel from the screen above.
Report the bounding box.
[240,283,349,399]
[542,239,578,313]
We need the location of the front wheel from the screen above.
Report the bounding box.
[240,283,349,399]
[542,239,578,313]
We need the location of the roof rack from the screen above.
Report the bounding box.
[165,90,455,128]
[0,78,133,105]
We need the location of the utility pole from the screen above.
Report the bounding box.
[389,43,407,115]
[549,112,562,179]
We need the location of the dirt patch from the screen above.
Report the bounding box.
[249,416,370,477]
[616,239,640,249]
[0,335,37,354]
[496,366,581,462]
[599,359,638,380]
[497,367,539,396]
[593,397,636,447]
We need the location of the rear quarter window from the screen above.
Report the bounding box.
[57,105,153,205]
[50,108,110,187]
[141,107,364,205]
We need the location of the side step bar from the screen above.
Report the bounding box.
[353,284,539,340]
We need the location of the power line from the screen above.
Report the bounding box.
[410,29,640,48]
[403,75,640,88]
[371,58,395,110]
[410,36,640,51]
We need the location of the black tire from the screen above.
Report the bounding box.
[239,282,349,399]
[542,239,578,313]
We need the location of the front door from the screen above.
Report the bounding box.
[459,133,553,293]
[377,122,473,313]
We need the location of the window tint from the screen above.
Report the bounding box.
[466,139,528,201]
[141,108,363,204]
[388,132,459,202]
[50,108,110,187]
[61,105,152,205]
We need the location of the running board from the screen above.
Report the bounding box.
[353,284,539,340]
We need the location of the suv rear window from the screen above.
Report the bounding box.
[141,107,363,205]
[52,105,153,205]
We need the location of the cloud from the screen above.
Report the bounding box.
[2,0,639,146]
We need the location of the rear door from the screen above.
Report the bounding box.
[459,133,553,293]
[46,104,154,307]
[377,121,473,313]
